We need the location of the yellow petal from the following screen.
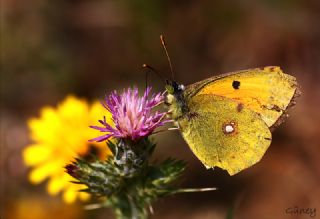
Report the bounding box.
[58,96,89,125]
[79,191,90,201]
[47,174,67,195]
[28,107,61,143]
[29,160,64,184]
[63,186,77,204]
[89,102,107,120]
[23,144,52,166]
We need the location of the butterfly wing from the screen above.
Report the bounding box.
[178,94,271,175]
[186,66,299,128]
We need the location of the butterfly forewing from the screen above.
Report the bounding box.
[185,66,298,128]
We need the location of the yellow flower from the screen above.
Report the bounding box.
[23,95,112,203]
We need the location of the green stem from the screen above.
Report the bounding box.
[126,194,148,219]
[173,187,217,194]
[128,195,139,219]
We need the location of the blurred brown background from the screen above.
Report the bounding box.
[1,0,320,218]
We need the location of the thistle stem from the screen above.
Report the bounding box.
[173,187,217,194]
[127,195,148,219]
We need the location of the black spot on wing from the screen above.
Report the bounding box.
[232,80,240,89]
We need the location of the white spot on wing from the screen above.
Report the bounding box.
[222,122,236,135]
[225,125,234,133]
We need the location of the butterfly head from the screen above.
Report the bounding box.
[165,80,185,95]
[165,80,188,119]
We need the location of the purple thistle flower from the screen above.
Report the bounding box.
[90,87,168,142]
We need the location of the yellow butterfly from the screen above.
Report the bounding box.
[165,66,300,175]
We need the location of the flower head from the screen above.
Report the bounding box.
[90,87,167,142]
[23,96,113,203]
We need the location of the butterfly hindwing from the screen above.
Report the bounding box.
[178,94,272,175]
[186,66,298,128]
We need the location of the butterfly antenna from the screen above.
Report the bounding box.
[160,34,175,81]
[143,64,166,88]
